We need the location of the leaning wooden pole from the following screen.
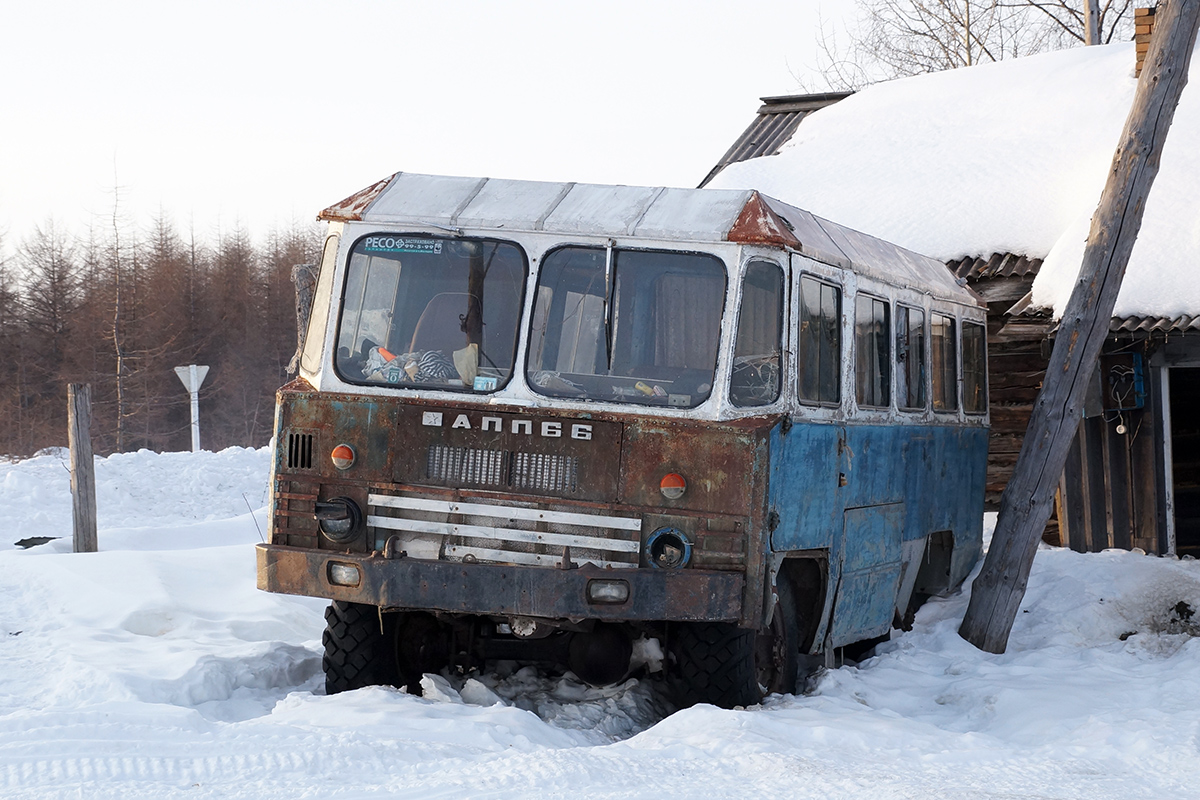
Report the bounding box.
[68,383,98,553]
[959,0,1200,653]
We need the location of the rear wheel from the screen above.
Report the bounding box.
[670,575,801,709]
[392,612,450,693]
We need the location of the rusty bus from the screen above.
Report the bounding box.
[256,172,989,708]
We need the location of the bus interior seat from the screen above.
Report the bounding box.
[409,293,478,353]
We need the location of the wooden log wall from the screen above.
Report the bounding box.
[971,275,1052,516]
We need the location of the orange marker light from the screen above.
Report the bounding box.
[331,444,356,470]
[660,472,686,500]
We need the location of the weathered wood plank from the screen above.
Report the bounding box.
[990,369,1046,390]
[68,384,97,553]
[990,387,1043,405]
[959,0,1200,653]
[977,277,1036,304]
[988,406,1034,431]
[988,351,1052,374]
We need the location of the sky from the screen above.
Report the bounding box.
[1,0,853,255]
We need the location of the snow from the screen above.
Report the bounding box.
[3,447,1200,798]
[710,43,1200,321]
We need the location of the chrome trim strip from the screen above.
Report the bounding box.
[367,493,641,531]
[367,515,641,553]
[445,545,636,570]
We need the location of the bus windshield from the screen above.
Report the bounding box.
[527,246,726,408]
[335,235,527,392]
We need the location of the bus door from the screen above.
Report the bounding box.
[829,501,903,647]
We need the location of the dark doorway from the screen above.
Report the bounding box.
[1170,368,1200,556]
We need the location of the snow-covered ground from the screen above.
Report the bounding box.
[3,447,1200,799]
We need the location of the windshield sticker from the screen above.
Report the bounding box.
[362,236,443,255]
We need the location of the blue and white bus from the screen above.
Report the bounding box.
[257,173,989,708]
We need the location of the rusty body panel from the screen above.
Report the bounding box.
[725,191,802,250]
[318,174,397,222]
[267,384,773,626]
[257,544,745,622]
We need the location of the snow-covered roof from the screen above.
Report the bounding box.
[320,172,976,304]
[710,43,1200,321]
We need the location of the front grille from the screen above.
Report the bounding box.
[287,432,314,469]
[425,444,578,493]
[512,452,577,492]
[367,493,640,569]
[426,444,507,487]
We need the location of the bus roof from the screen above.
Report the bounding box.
[321,172,976,305]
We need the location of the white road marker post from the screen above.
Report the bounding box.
[173,365,210,453]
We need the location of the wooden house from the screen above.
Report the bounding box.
[705,15,1200,556]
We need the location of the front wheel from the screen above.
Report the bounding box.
[669,576,801,709]
[322,601,398,694]
[323,603,451,695]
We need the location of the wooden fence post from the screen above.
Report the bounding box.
[959,0,1200,653]
[68,383,97,553]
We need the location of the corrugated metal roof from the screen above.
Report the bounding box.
[1110,315,1200,335]
[948,252,1043,281]
[318,171,976,306]
[698,92,853,188]
[1007,291,1200,336]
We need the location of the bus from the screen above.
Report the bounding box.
[256,172,989,708]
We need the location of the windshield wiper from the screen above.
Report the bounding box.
[603,239,615,370]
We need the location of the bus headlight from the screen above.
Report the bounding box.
[327,561,361,587]
[315,497,364,543]
[647,527,691,569]
[587,579,630,604]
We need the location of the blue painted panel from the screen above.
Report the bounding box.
[767,418,987,646]
[768,421,843,553]
[831,503,903,646]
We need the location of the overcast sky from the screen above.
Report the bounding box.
[1,1,853,254]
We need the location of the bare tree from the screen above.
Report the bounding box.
[1009,0,1134,46]
[808,0,1135,90]
[859,0,1052,76]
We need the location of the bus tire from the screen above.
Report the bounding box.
[670,576,800,709]
[392,611,449,693]
[322,601,398,694]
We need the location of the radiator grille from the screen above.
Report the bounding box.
[425,444,578,493]
[426,444,507,487]
[512,452,577,492]
[367,493,640,569]
[287,432,314,469]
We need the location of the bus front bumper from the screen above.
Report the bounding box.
[256,544,744,622]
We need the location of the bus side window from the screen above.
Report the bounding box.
[896,304,926,410]
[962,321,988,414]
[798,276,841,405]
[730,261,784,407]
[931,313,957,411]
[855,294,890,408]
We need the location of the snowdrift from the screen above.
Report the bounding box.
[2,448,1199,798]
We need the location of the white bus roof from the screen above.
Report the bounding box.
[321,172,977,306]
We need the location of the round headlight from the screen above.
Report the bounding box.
[646,527,691,569]
[315,497,364,543]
